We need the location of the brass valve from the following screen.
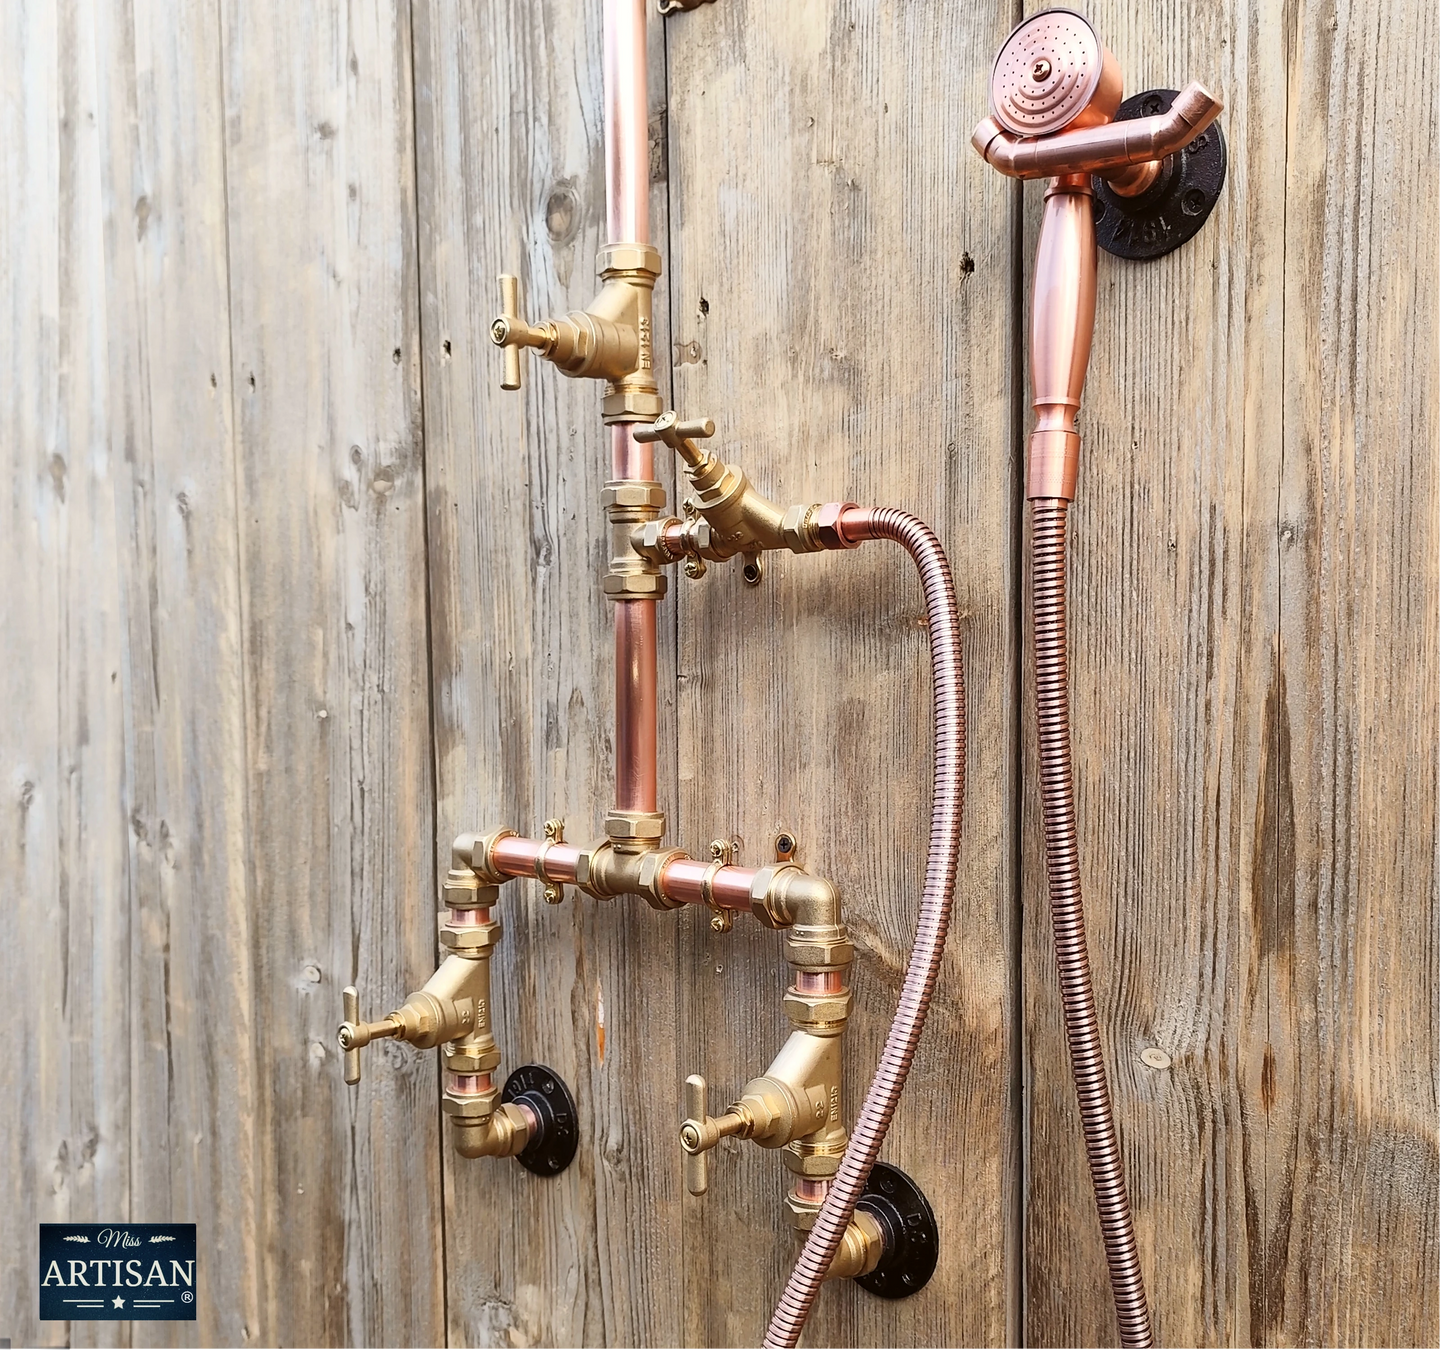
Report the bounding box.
[338,966,482,1086]
[490,245,662,420]
[632,410,851,569]
[680,1030,844,1197]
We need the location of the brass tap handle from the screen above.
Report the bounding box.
[492,274,553,391]
[634,410,715,466]
[679,1072,750,1196]
[496,275,522,391]
[342,986,361,1085]
[682,1074,709,1196]
[337,984,402,1086]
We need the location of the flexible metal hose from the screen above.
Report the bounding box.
[764,507,966,1348]
[1031,497,1152,1347]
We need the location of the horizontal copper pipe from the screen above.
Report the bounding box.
[487,833,760,910]
[972,80,1222,181]
[491,834,583,885]
[660,856,760,909]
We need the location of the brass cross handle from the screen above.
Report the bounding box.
[679,1073,749,1196]
[491,274,552,391]
[338,984,402,1086]
[634,410,715,469]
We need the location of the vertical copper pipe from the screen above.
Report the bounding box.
[1032,497,1152,1347]
[765,509,966,1348]
[604,0,649,246]
[613,580,658,815]
[604,0,659,821]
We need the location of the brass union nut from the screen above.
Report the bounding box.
[814,501,860,550]
[605,810,666,844]
[785,1189,822,1231]
[603,572,668,599]
[784,927,855,971]
[442,875,500,911]
[439,921,503,953]
[783,986,853,1029]
[637,848,688,911]
[781,503,823,554]
[442,1089,500,1120]
[445,1042,501,1074]
[781,1142,846,1178]
[602,481,667,510]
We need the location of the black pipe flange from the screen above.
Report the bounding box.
[1093,88,1227,261]
[853,1161,939,1299]
[502,1063,579,1177]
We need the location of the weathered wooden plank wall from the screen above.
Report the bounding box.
[2,1,1436,1348]
[663,0,1023,1344]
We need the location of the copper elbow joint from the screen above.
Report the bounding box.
[971,80,1223,181]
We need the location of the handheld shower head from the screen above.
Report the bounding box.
[988,8,1122,137]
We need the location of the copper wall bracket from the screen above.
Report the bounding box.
[1092,89,1227,260]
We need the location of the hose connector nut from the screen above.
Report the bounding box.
[815,501,862,550]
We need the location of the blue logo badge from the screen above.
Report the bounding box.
[39,1224,196,1321]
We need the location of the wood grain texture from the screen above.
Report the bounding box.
[1271,0,1438,1341]
[1,5,133,1345]
[413,0,680,1343]
[664,2,1023,1344]
[218,1,444,1343]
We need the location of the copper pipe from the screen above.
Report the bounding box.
[614,591,659,815]
[1033,498,1151,1346]
[972,80,1223,181]
[659,856,759,909]
[610,411,658,826]
[603,0,649,246]
[487,832,761,910]
[604,0,659,823]
[491,835,584,886]
[766,509,966,1348]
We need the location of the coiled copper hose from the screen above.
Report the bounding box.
[1032,497,1152,1347]
[764,507,966,1348]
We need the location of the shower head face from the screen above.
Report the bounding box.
[989,8,1123,137]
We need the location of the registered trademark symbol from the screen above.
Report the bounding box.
[182,1291,194,1303]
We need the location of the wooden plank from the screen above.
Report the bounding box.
[217,2,445,1342]
[80,2,260,1346]
[664,2,1023,1344]
[1019,3,1291,1343]
[0,5,133,1346]
[413,0,680,1343]
[1270,0,1438,1341]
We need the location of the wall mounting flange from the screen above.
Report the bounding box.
[853,1161,939,1298]
[1093,88,1227,260]
[503,1064,580,1176]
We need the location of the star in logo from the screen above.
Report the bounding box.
[112,1295,125,1309]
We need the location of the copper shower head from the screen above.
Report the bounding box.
[988,8,1122,137]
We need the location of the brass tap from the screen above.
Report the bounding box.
[631,411,863,577]
[491,244,662,423]
[680,1028,847,1196]
[339,842,531,1162]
